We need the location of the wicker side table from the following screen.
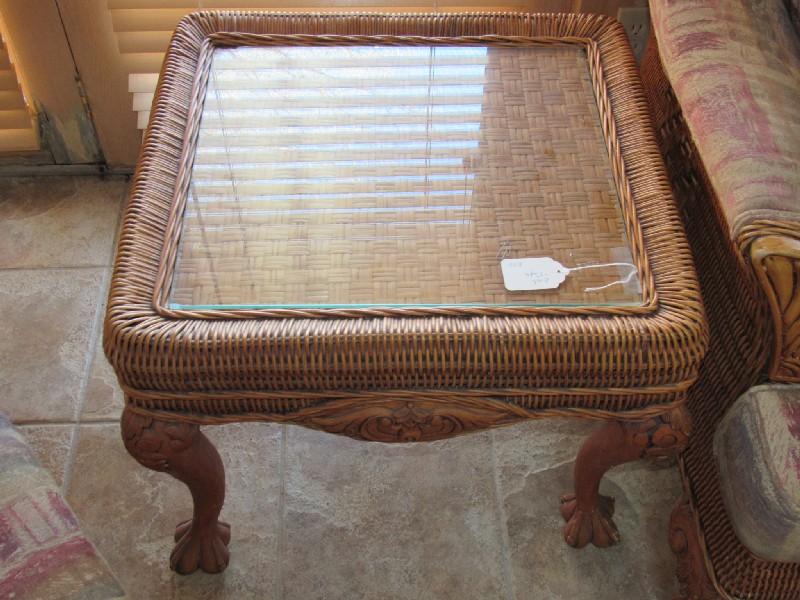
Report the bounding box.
[105,11,708,575]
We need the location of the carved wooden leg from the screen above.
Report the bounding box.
[669,495,720,600]
[120,407,230,574]
[560,407,690,548]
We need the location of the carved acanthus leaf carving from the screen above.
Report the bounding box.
[294,399,524,442]
[120,409,199,472]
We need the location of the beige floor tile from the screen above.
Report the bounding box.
[66,422,283,600]
[79,283,124,423]
[82,337,124,422]
[17,423,76,487]
[0,268,107,423]
[280,426,510,600]
[492,418,681,600]
[0,175,126,268]
[0,172,687,599]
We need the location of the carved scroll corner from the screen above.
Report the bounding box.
[750,234,800,382]
[668,496,720,600]
[631,405,691,461]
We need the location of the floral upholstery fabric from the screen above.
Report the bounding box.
[715,384,800,561]
[651,0,800,239]
[0,414,125,599]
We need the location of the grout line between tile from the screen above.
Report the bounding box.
[13,418,119,426]
[0,265,112,272]
[74,418,121,425]
[108,178,128,266]
[275,424,288,600]
[74,266,112,424]
[61,423,81,496]
[15,421,80,427]
[490,429,517,600]
[63,266,113,492]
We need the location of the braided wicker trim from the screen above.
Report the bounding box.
[124,380,692,403]
[739,220,800,249]
[152,32,654,319]
[124,380,693,398]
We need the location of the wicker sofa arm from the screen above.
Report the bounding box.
[750,229,800,382]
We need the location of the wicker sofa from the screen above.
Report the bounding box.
[0,414,125,599]
[640,0,800,598]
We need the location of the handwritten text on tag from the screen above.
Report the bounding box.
[500,257,568,291]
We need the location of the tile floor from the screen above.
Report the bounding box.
[0,175,681,599]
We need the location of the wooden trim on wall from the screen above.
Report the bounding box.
[0,0,101,163]
[56,0,141,167]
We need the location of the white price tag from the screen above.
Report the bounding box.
[500,257,568,291]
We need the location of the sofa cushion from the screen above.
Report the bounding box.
[651,0,800,240]
[715,384,800,561]
[0,414,125,599]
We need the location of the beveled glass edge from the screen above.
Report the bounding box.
[168,300,644,311]
[150,29,658,320]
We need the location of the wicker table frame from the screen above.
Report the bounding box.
[105,12,708,575]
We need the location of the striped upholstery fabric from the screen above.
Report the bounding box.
[715,385,800,562]
[0,414,125,600]
[651,0,800,239]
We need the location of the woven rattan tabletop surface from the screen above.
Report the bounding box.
[169,43,641,310]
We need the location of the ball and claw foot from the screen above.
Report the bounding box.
[560,493,620,548]
[560,408,691,550]
[171,519,232,575]
[120,408,231,575]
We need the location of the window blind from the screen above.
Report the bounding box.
[105,0,548,130]
[0,21,37,152]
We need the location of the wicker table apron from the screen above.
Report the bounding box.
[105,12,708,575]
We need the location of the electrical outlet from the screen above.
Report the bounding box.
[617,7,650,63]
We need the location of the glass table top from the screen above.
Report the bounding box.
[168,44,642,310]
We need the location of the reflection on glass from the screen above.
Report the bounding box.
[170,45,642,309]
